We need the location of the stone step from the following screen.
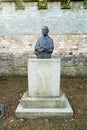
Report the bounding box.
[20,92,66,108]
[15,92,73,118]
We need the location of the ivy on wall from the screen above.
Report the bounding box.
[38,0,48,9]
[84,0,87,8]
[15,0,25,10]
[61,0,71,9]
[0,0,2,9]
[0,0,87,10]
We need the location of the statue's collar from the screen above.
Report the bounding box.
[42,36,48,39]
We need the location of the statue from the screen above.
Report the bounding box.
[0,104,5,121]
[34,26,54,58]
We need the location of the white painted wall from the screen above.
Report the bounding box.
[0,2,87,35]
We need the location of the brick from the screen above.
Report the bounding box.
[0,2,87,76]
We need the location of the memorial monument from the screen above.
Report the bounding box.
[34,26,54,58]
[15,27,73,118]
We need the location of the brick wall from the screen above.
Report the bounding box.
[0,2,87,76]
[0,2,87,35]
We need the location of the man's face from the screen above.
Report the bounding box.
[42,28,48,36]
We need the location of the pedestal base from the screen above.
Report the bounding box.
[15,91,73,118]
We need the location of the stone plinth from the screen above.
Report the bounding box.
[28,59,60,97]
[15,59,73,118]
[20,92,66,108]
[15,92,73,118]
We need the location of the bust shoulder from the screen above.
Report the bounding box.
[37,36,43,41]
[47,36,53,42]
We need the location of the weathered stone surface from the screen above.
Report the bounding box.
[15,59,73,118]
[0,2,87,35]
[28,59,60,97]
[0,53,14,61]
[1,66,87,77]
[0,2,87,76]
[0,66,27,76]
[61,66,87,77]
[15,92,73,118]
[20,91,66,108]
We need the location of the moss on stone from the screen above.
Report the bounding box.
[61,0,71,9]
[0,66,87,77]
[15,0,25,10]
[0,1,2,10]
[38,0,48,9]
[61,66,87,77]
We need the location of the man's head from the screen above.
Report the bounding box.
[42,26,49,37]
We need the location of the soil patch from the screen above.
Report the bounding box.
[0,76,87,130]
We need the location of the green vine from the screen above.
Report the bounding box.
[84,0,87,8]
[15,0,25,10]
[61,0,71,9]
[0,0,2,9]
[38,0,48,9]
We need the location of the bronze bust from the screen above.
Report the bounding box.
[34,26,54,58]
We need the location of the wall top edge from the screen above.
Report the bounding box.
[0,0,84,2]
[28,59,61,61]
[1,0,58,2]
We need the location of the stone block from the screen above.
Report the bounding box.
[28,59,61,97]
[15,92,73,118]
[20,91,66,108]
[15,58,73,118]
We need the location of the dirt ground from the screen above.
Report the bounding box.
[0,76,87,130]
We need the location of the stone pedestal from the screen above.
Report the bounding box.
[15,59,73,118]
[28,59,60,97]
